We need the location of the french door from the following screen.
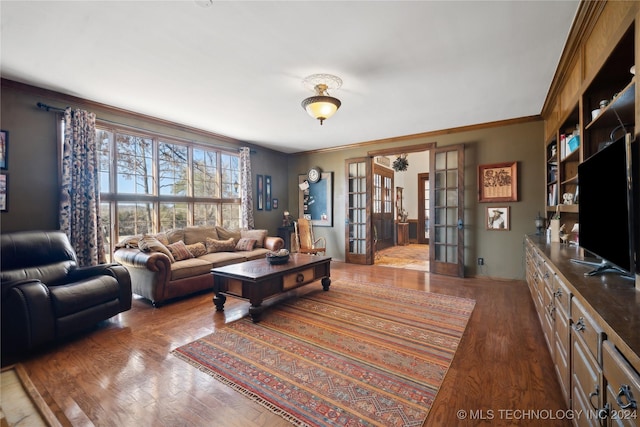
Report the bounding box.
[372,164,394,251]
[417,172,430,244]
[429,144,465,277]
[345,157,372,264]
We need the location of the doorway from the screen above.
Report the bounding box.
[372,150,431,271]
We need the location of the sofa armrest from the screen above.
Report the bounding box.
[68,264,133,311]
[113,248,172,305]
[113,248,171,272]
[1,279,56,353]
[264,236,285,252]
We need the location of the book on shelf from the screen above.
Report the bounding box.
[548,183,558,206]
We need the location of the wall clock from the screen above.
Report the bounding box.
[307,167,322,183]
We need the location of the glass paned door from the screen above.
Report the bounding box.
[429,145,465,277]
[345,157,372,264]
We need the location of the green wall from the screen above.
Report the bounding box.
[0,81,288,234]
[1,80,545,279]
[287,120,545,279]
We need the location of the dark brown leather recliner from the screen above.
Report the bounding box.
[1,230,132,356]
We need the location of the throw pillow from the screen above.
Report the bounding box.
[206,237,236,253]
[167,240,194,261]
[138,235,176,263]
[235,238,257,251]
[215,226,241,244]
[240,229,268,248]
[115,234,142,249]
[185,242,207,258]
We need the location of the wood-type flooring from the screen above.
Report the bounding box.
[8,262,570,426]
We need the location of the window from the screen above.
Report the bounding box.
[97,126,241,260]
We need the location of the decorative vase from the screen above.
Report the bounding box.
[550,219,561,243]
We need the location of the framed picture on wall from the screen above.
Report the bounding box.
[298,172,333,227]
[256,175,264,210]
[0,173,7,212]
[0,130,8,170]
[265,175,272,211]
[478,161,518,202]
[486,206,510,230]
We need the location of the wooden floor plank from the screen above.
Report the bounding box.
[9,262,569,426]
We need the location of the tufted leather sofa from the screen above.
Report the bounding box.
[1,230,132,356]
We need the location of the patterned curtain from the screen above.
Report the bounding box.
[60,107,106,266]
[239,146,254,229]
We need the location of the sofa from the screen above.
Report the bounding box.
[113,226,284,306]
[1,230,132,356]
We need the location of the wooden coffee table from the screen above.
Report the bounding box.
[211,253,331,322]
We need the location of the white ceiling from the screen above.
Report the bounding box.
[1,0,579,154]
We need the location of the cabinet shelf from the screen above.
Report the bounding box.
[585,79,635,132]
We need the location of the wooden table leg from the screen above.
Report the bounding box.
[248,302,264,323]
[322,277,331,291]
[213,293,226,311]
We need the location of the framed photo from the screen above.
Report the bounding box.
[265,175,272,211]
[298,172,333,227]
[256,175,264,210]
[0,173,7,212]
[0,130,7,170]
[486,206,510,230]
[272,198,278,209]
[478,161,518,202]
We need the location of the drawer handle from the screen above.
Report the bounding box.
[296,273,305,283]
[544,272,550,279]
[616,384,637,410]
[554,288,562,298]
[589,384,600,411]
[573,317,586,332]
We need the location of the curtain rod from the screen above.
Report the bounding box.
[36,102,256,154]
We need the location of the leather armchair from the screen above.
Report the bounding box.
[1,230,132,356]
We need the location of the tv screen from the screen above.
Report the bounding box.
[578,135,635,276]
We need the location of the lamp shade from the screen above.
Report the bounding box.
[301,95,341,125]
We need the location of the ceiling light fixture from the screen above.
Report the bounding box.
[301,74,342,125]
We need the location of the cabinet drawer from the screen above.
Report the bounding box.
[572,298,605,363]
[572,334,602,422]
[283,268,315,291]
[553,276,571,317]
[603,341,640,426]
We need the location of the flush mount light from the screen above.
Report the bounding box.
[301,74,342,125]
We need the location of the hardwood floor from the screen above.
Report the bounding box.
[9,262,570,426]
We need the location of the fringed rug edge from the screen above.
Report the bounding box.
[171,348,311,427]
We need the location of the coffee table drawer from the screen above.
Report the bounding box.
[283,268,315,290]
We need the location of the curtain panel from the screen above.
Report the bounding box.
[239,146,254,229]
[60,107,106,266]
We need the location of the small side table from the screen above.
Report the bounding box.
[397,222,409,246]
[278,225,295,251]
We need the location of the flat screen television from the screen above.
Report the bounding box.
[575,134,636,278]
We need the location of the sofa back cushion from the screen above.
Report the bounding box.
[0,230,77,286]
[183,226,218,245]
[215,226,241,244]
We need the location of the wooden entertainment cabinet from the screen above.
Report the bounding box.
[525,236,639,426]
[533,2,640,425]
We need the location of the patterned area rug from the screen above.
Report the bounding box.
[173,280,475,427]
[376,244,429,271]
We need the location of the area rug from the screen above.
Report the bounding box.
[376,244,429,271]
[173,280,475,427]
